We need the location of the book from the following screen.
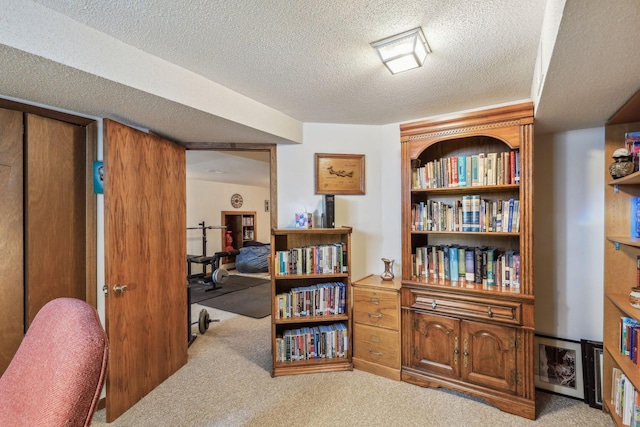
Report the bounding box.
[465,248,475,282]
[458,156,467,187]
[632,197,640,238]
[471,155,479,186]
[486,248,495,285]
[449,246,459,281]
[626,131,640,171]
[458,247,466,278]
[471,195,481,232]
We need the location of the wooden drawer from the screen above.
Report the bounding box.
[353,288,399,330]
[353,323,400,368]
[407,290,522,326]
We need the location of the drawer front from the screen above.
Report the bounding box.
[408,290,522,326]
[353,288,399,329]
[353,323,400,368]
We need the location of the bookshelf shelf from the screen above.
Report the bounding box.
[411,231,519,236]
[273,273,349,280]
[608,170,640,186]
[273,314,349,325]
[607,292,640,320]
[412,183,520,194]
[603,89,640,426]
[607,236,640,249]
[400,103,535,420]
[403,276,534,299]
[270,227,353,377]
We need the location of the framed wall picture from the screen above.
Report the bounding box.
[534,335,584,399]
[315,153,365,195]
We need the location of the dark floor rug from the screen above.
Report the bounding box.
[189,275,269,304]
[197,282,271,319]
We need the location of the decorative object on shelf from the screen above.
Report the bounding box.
[381,258,394,281]
[230,193,243,208]
[609,148,635,179]
[295,212,312,229]
[629,287,640,308]
[315,153,365,195]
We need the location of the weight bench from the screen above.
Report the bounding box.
[187,250,240,289]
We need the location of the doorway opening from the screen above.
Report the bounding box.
[185,145,276,327]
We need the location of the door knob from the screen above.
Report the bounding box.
[113,284,128,294]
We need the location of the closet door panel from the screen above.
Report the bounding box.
[24,113,86,326]
[0,108,24,375]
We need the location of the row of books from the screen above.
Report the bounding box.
[274,243,347,276]
[411,197,520,233]
[274,282,346,319]
[275,323,348,362]
[620,316,640,366]
[411,150,520,190]
[413,245,521,288]
[611,367,640,426]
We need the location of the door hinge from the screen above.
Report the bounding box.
[454,336,459,365]
[463,338,469,368]
[510,369,522,385]
[510,337,521,351]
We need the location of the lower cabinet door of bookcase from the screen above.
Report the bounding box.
[461,320,518,394]
[409,311,460,378]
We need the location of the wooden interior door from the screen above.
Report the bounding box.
[24,113,87,326]
[104,119,187,422]
[0,108,24,375]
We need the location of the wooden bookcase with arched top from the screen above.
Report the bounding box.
[400,103,535,419]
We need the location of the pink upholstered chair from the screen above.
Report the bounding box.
[0,298,109,427]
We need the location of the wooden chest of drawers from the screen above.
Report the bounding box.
[352,274,401,380]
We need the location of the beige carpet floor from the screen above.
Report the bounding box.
[91,305,613,426]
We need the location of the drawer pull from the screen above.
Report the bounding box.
[431,301,437,309]
[369,297,380,305]
[487,306,493,318]
[368,313,383,319]
[368,349,383,356]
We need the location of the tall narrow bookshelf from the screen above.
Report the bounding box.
[400,103,535,419]
[221,211,256,262]
[270,227,352,377]
[603,90,640,426]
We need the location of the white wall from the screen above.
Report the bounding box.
[534,127,604,342]
[186,179,270,256]
[277,122,401,281]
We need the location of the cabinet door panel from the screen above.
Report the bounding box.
[462,320,517,394]
[410,311,460,377]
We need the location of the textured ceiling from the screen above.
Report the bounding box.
[21,0,546,128]
[3,1,640,184]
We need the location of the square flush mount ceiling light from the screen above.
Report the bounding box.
[371,27,431,74]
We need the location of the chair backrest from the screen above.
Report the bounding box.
[0,298,108,427]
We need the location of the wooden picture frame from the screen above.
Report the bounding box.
[315,153,365,195]
[534,335,584,399]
